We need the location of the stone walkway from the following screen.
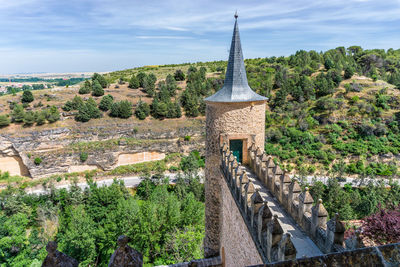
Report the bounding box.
[243,167,323,258]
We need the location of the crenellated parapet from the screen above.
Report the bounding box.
[220,145,297,263]
[246,144,346,254]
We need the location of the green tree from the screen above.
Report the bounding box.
[58,205,97,265]
[92,80,104,97]
[23,111,36,126]
[79,80,91,94]
[92,73,108,88]
[344,66,354,79]
[86,98,102,119]
[174,69,185,81]
[0,115,10,127]
[21,90,34,103]
[110,100,133,118]
[46,106,60,123]
[35,112,46,126]
[63,95,84,111]
[136,72,146,87]
[99,95,114,111]
[135,100,150,120]
[11,104,25,123]
[143,75,156,97]
[128,75,140,89]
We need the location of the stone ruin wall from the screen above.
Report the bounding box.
[205,101,265,257]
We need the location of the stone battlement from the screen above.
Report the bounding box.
[246,143,347,254]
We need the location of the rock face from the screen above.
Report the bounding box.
[42,241,78,267]
[108,235,143,267]
[0,122,204,179]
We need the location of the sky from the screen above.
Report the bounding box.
[0,0,400,74]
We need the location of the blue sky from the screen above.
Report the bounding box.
[1,0,400,74]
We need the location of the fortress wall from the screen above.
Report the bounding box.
[221,177,263,267]
[205,101,265,257]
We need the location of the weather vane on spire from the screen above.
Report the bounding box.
[234,10,238,19]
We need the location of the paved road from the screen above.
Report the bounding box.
[244,167,323,258]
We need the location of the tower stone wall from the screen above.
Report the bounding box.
[204,101,266,257]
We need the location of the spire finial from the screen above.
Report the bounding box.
[234,10,238,19]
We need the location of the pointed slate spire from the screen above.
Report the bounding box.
[205,13,267,103]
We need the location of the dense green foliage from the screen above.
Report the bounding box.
[92,80,105,97]
[135,100,150,120]
[0,172,204,266]
[110,100,133,118]
[0,115,10,127]
[307,178,400,220]
[98,95,114,111]
[21,90,34,103]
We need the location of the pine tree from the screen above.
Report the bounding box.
[135,100,150,120]
[99,95,114,111]
[79,80,91,94]
[47,106,60,123]
[92,80,104,97]
[23,111,36,126]
[86,98,102,119]
[136,72,146,87]
[21,90,34,103]
[174,69,185,81]
[92,73,108,88]
[11,104,25,122]
[35,112,46,125]
[0,115,10,127]
[128,75,140,89]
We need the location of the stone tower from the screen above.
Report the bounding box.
[204,14,267,257]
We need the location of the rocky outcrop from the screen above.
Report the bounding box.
[0,122,204,179]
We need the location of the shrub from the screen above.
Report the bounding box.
[35,112,46,125]
[128,75,140,89]
[23,111,36,126]
[135,100,150,120]
[136,72,146,87]
[79,80,91,94]
[34,157,42,165]
[110,100,133,118]
[92,73,108,88]
[174,69,185,81]
[344,66,354,79]
[76,99,102,122]
[0,115,10,127]
[80,152,88,162]
[362,205,400,245]
[92,80,104,97]
[11,104,25,122]
[21,90,34,103]
[184,136,191,141]
[63,96,84,111]
[99,95,114,111]
[47,106,60,123]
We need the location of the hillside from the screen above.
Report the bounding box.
[1,46,400,182]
